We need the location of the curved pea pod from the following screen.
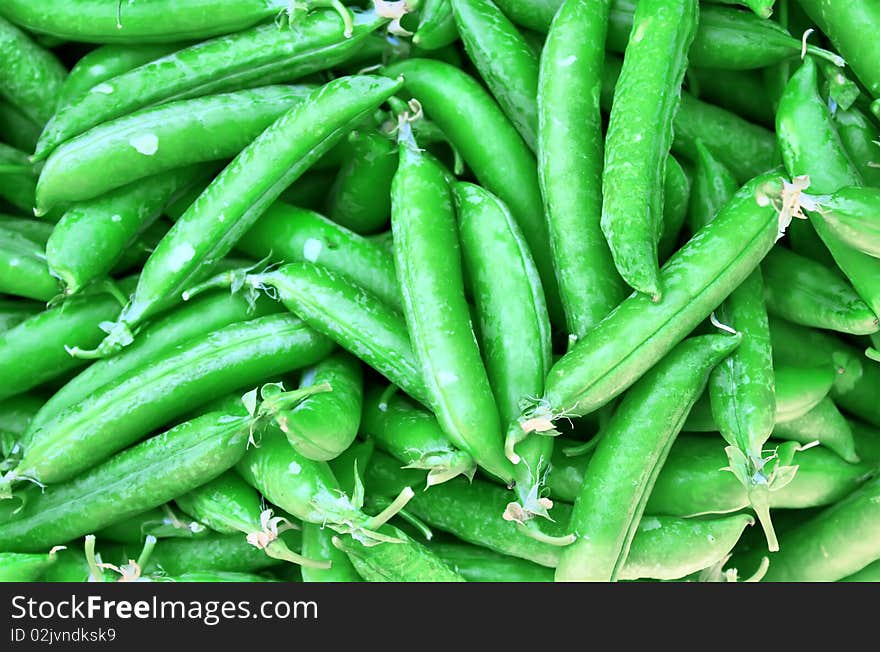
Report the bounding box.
[33,9,389,160]
[555,334,741,582]
[687,140,739,233]
[762,246,879,336]
[601,0,698,299]
[0,299,40,333]
[431,542,553,582]
[325,130,397,234]
[808,186,880,260]
[778,57,880,322]
[0,15,65,126]
[96,506,209,544]
[0,223,59,302]
[0,102,40,152]
[538,0,623,340]
[47,166,207,295]
[0,409,251,552]
[0,549,61,581]
[362,386,475,487]
[659,155,691,261]
[141,533,297,577]
[773,398,860,463]
[0,279,137,406]
[0,395,42,458]
[413,0,458,50]
[3,314,333,493]
[30,290,280,433]
[392,129,513,485]
[0,0,288,44]
[301,523,362,582]
[382,58,562,325]
[36,86,314,212]
[278,352,363,461]
[0,215,53,243]
[521,170,786,427]
[833,108,880,189]
[57,43,185,110]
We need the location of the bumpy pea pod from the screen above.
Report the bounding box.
[453,181,557,530]
[548,435,870,516]
[36,86,314,212]
[538,0,623,340]
[81,75,403,358]
[430,542,553,582]
[0,548,63,581]
[382,58,563,325]
[806,186,880,259]
[833,108,880,188]
[686,142,780,549]
[47,166,207,296]
[33,8,390,160]
[392,121,513,486]
[361,386,475,486]
[518,170,788,430]
[413,0,458,49]
[0,15,65,126]
[0,408,252,552]
[555,334,741,582]
[774,398,860,463]
[601,0,698,299]
[0,222,59,302]
[762,246,879,335]
[777,57,880,321]
[451,0,539,151]
[365,451,756,579]
[2,314,333,495]
[176,468,327,568]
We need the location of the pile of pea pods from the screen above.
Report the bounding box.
[1,0,880,584]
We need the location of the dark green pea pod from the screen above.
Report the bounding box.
[301,522,362,582]
[687,67,774,128]
[0,299,40,334]
[451,0,539,151]
[325,130,397,234]
[413,0,458,50]
[47,166,207,295]
[0,102,40,152]
[95,505,209,544]
[33,8,391,160]
[555,334,741,582]
[777,57,880,322]
[521,170,786,428]
[658,155,691,261]
[0,394,42,459]
[0,222,59,302]
[361,386,476,487]
[833,107,880,189]
[4,314,332,493]
[709,0,776,18]
[773,397,860,463]
[762,246,879,335]
[0,215,53,243]
[0,548,62,581]
[808,186,880,260]
[37,86,314,212]
[431,542,553,582]
[454,181,554,526]
[365,451,756,580]
[277,351,363,461]
[601,0,698,300]
[0,408,251,552]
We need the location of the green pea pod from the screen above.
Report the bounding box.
[4,314,333,493]
[538,0,623,340]
[762,246,878,335]
[809,186,880,259]
[0,395,42,458]
[0,15,65,126]
[0,102,40,152]
[840,560,880,582]
[687,67,775,127]
[47,167,207,295]
[0,224,59,301]
[29,290,280,433]
[85,75,402,358]
[0,0,288,44]
[365,451,756,579]
[140,533,295,577]
[57,43,185,110]
[454,181,553,522]
[522,170,785,427]
[431,542,553,582]
[773,398,860,463]
[491,0,558,31]
[0,299,40,334]
[96,506,209,544]
[555,334,740,582]
[0,409,251,552]
[392,126,513,485]
[687,140,739,233]
[601,0,698,299]
[280,351,363,461]
[361,386,475,486]
[818,60,860,113]
[0,215,53,243]
[37,86,314,212]
[548,435,871,516]
[0,549,61,581]
[301,523,362,582]
[34,9,389,160]
[709,0,775,18]
[833,108,880,189]
[451,0,538,151]
[658,155,691,261]
[413,0,458,50]
[325,130,396,234]
[778,57,880,322]
[383,58,562,325]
